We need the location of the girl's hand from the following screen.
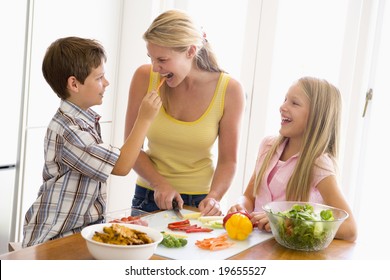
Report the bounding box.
[227,204,247,214]
[250,211,271,232]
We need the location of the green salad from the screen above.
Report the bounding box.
[273,204,335,250]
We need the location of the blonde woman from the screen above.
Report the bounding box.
[228,77,357,242]
[125,10,245,216]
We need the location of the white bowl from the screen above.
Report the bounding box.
[81,223,163,260]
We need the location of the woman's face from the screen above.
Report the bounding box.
[279,83,310,142]
[146,42,194,87]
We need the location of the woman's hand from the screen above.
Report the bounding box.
[198,197,222,216]
[153,182,183,210]
[250,211,271,232]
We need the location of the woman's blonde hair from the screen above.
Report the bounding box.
[143,9,223,73]
[254,77,341,201]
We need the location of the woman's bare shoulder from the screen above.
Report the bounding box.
[133,64,152,79]
[129,64,152,96]
[224,75,245,106]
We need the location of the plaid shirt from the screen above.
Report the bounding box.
[22,100,120,247]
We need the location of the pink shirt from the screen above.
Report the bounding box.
[253,136,336,212]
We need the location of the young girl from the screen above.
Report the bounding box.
[228,77,357,242]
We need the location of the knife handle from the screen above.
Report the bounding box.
[172,199,179,209]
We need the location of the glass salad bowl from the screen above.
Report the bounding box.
[262,201,348,251]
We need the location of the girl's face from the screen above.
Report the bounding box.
[146,42,194,87]
[279,83,310,142]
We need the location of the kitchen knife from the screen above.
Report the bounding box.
[172,199,184,220]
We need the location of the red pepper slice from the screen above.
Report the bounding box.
[168,219,190,226]
[186,227,214,233]
[167,219,213,233]
[167,220,191,229]
[168,224,198,230]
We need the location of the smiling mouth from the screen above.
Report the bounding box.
[281,117,292,124]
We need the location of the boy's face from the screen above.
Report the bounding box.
[68,62,110,110]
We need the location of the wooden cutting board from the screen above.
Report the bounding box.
[145,209,273,260]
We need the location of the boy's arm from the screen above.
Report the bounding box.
[111,90,161,175]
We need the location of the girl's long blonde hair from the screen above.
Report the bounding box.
[254,77,341,201]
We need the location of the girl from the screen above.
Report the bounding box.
[228,77,357,241]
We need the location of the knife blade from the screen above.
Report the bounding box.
[172,199,184,220]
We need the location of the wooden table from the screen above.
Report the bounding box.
[1,205,363,260]
[0,231,357,260]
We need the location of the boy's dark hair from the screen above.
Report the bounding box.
[42,36,107,100]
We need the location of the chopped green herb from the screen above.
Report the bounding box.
[160,232,188,248]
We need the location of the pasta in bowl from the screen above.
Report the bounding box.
[81,223,163,259]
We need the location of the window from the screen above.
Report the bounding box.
[353,0,389,254]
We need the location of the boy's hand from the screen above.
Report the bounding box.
[138,90,162,121]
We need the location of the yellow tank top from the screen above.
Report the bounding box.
[136,69,230,194]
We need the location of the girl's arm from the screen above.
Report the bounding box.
[236,172,271,232]
[317,175,358,242]
[228,172,257,214]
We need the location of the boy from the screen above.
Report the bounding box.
[22,37,161,247]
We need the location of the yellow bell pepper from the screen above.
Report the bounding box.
[224,213,253,240]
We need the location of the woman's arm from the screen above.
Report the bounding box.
[124,65,179,209]
[317,175,358,242]
[200,77,245,215]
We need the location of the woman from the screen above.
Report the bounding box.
[124,10,245,216]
